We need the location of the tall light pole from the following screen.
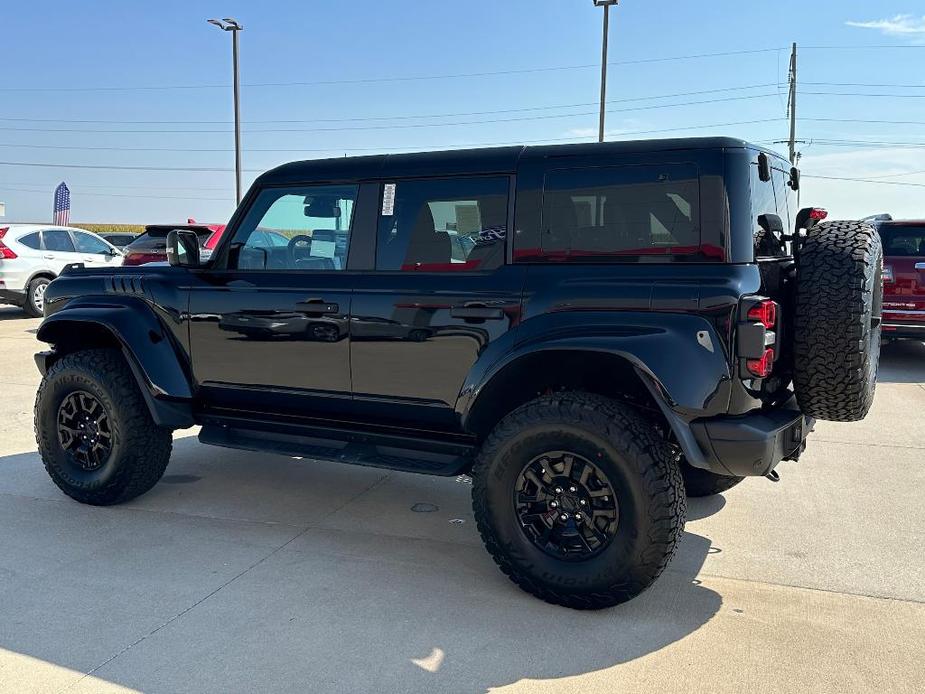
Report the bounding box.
[592,1,619,143]
[208,17,244,205]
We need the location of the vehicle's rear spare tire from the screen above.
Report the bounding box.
[793,220,883,422]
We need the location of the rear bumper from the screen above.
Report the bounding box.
[689,398,814,478]
[882,321,925,339]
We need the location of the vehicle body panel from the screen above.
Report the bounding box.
[877,221,925,338]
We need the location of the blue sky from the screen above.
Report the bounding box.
[2,1,924,224]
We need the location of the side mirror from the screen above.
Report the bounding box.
[789,166,800,191]
[757,152,772,182]
[166,229,201,267]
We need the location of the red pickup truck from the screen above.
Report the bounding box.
[875,219,925,340]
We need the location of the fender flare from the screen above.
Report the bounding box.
[457,311,732,470]
[35,298,194,429]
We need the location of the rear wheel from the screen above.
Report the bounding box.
[680,459,743,497]
[471,393,685,610]
[35,348,173,505]
[793,220,883,421]
[24,277,51,317]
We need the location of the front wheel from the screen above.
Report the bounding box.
[35,348,173,505]
[471,393,686,610]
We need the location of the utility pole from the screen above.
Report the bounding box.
[593,1,619,143]
[787,42,798,165]
[208,18,244,205]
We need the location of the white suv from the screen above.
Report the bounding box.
[0,225,123,317]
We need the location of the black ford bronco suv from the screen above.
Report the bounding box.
[33,138,883,609]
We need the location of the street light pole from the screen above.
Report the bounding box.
[593,1,619,143]
[208,17,244,205]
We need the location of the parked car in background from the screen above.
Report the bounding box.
[99,232,138,249]
[872,217,925,341]
[121,222,226,266]
[0,225,123,316]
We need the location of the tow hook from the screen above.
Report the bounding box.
[765,470,781,483]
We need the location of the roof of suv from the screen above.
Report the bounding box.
[258,137,782,186]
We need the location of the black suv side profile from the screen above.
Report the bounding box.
[33,138,882,609]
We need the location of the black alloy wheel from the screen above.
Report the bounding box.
[514,451,618,560]
[57,391,113,471]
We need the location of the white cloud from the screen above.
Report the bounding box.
[846,14,925,38]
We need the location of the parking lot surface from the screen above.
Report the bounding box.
[1,305,923,693]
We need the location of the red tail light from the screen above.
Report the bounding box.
[809,208,828,221]
[747,348,775,378]
[0,227,17,259]
[747,299,778,329]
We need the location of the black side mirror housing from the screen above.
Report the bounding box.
[166,229,202,267]
[789,166,800,191]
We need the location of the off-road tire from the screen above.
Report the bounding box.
[35,348,173,505]
[680,459,743,497]
[24,277,50,317]
[793,220,883,422]
[471,393,686,610]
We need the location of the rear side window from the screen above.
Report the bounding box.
[879,225,925,256]
[43,230,75,252]
[377,176,508,272]
[751,154,796,258]
[538,164,702,261]
[18,232,41,250]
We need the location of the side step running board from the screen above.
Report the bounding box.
[199,424,473,477]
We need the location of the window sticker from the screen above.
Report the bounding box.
[310,240,336,258]
[382,183,396,216]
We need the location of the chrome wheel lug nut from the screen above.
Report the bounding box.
[549,500,558,508]
[569,486,577,493]
[560,514,568,521]
[580,499,587,506]
[554,487,563,494]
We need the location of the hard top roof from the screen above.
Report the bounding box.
[257,137,782,185]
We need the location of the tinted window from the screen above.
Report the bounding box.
[540,164,701,260]
[18,232,41,250]
[229,185,357,271]
[376,177,508,271]
[879,225,925,256]
[43,230,75,252]
[74,232,111,254]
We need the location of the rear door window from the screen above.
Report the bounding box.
[43,230,76,252]
[538,163,702,261]
[376,176,508,272]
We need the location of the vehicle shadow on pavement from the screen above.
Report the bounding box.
[878,340,925,384]
[0,306,30,321]
[0,439,721,693]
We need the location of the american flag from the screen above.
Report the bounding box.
[53,182,70,226]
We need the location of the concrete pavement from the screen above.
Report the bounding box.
[0,305,923,693]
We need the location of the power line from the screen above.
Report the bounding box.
[800,90,925,99]
[0,93,783,135]
[803,174,925,188]
[804,81,925,89]
[0,48,788,93]
[0,83,782,125]
[0,184,233,201]
[0,119,786,172]
[802,117,925,126]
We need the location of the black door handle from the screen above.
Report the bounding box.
[296,298,339,315]
[450,303,504,321]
